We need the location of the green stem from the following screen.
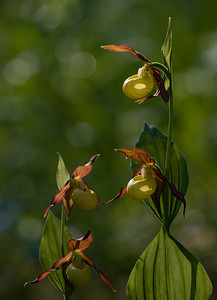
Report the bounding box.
[61,206,73,299]
[163,73,173,233]
[164,73,173,176]
[63,293,72,300]
[60,205,65,257]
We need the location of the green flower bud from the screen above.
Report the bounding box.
[122,64,154,100]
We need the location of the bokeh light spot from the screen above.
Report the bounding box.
[3,51,40,86]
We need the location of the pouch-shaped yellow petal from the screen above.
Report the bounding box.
[66,263,92,287]
[122,65,154,100]
[72,188,98,210]
[127,174,157,200]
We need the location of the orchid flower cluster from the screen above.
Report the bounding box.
[25,147,186,296]
[25,155,116,295]
[25,19,212,300]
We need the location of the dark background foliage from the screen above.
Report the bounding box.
[1,0,217,299]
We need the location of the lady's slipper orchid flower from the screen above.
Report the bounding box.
[44,154,101,219]
[108,148,186,217]
[101,44,169,104]
[25,230,116,292]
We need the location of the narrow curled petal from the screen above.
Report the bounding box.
[79,252,96,268]
[79,252,117,292]
[24,252,72,286]
[107,166,144,204]
[44,181,71,217]
[101,44,151,63]
[72,154,100,179]
[97,269,117,293]
[152,165,186,214]
[115,148,155,164]
[106,186,127,204]
[167,182,186,215]
[67,230,93,252]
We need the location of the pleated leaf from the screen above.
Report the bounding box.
[127,227,213,300]
[132,122,189,226]
[39,211,73,294]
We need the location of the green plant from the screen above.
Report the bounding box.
[103,17,213,300]
[24,17,213,300]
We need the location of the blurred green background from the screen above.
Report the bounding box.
[1,0,217,299]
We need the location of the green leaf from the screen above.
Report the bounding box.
[132,122,189,226]
[127,227,213,300]
[56,152,70,190]
[161,17,172,72]
[39,211,73,294]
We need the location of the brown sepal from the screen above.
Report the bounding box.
[115,148,155,164]
[72,154,100,179]
[44,181,71,217]
[67,230,93,252]
[79,252,117,292]
[24,252,72,286]
[101,44,151,63]
[106,186,127,204]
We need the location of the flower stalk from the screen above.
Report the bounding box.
[61,205,66,257]
[164,72,173,177]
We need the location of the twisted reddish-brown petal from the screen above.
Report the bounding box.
[106,186,127,204]
[79,252,117,292]
[167,182,186,215]
[150,177,165,217]
[97,269,117,293]
[67,230,93,252]
[44,181,71,217]
[115,148,155,164]
[101,44,151,63]
[24,252,72,286]
[152,165,186,214]
[72,154,100,179]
